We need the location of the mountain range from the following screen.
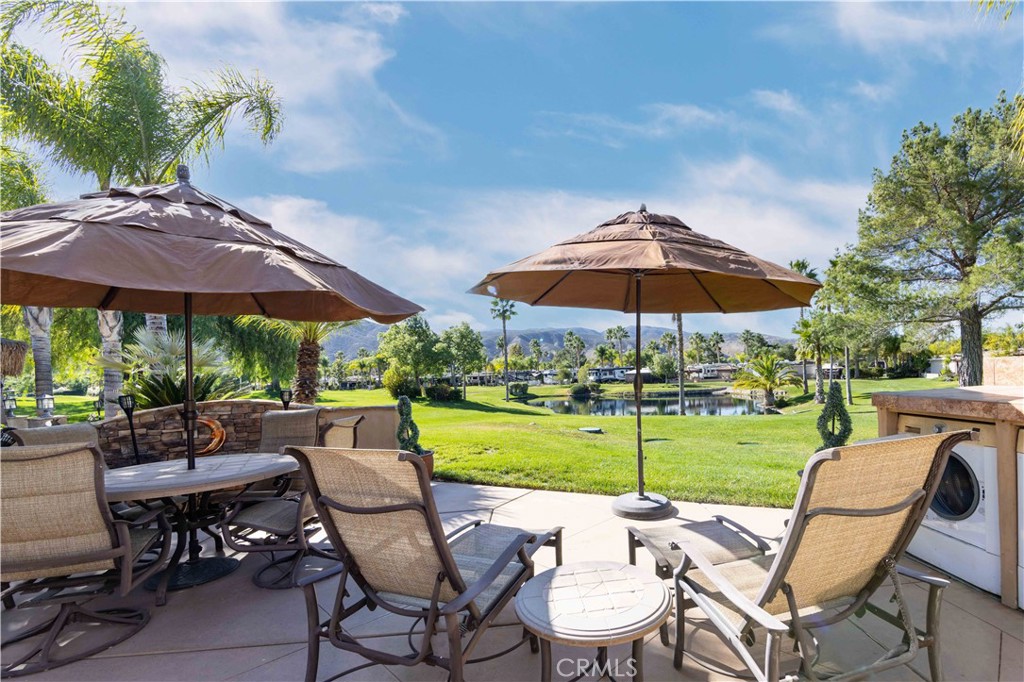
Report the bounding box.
[323,321,794,362]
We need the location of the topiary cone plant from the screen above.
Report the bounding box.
[396,396,433,477]
[816,381,853,452]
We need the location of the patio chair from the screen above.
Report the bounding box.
[285,446,564,682]
[668,430,972,682]
[0,443,172,678]
[218,414,363,588]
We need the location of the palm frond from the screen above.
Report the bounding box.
[163,66,282,179]
[235,316,355,345]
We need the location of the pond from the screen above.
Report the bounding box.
[527,394,758,416]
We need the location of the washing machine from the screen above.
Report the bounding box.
[895,415,1002,595]
[1018,427,1023,606]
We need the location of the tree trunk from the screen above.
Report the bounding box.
[502,319,509,401]
[462,371,467,400]
[293,340,321,405]
[958,304,984,387]
[145,313,168,336]
[844,345,853,405]
[98,310,123,419]
[764,388,776,407]
[801,360,808,394]
[814,353,825,404]
[676,315,685,416]
[23,306,54,415]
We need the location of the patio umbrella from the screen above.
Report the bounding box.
[1,165,422,585]
[469,205,820,519]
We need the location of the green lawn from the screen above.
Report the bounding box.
[296,377,942,508]
[27,377,943,508]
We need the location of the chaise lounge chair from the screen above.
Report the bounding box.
[285,446,563,682]
[658,430,972,682]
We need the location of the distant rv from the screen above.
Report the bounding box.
[587,366,630,383]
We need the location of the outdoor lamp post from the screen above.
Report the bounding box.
[280,388,292,411]
[3,392,17,419]
[118,394,142,465]
[36,394,54,418]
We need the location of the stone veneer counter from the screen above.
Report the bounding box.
[872,385,1023,424]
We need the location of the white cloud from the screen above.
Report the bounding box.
[534,103,727,148]
[111,1,442,173]
[750,89,808,118]
[847,80,897,104]
[832,3,983,58]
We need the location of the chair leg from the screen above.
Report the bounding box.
[673,585,686,669]
[445,612,465,682]
[925,583,945,682]
[2,602,149,678]
[302,584,321,682]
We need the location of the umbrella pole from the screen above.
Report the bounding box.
[635,279,644,497]
[611,274,672,520]
[184,293,197,470]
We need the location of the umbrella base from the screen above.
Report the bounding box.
[611,492,674,520]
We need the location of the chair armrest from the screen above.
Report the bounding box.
[441,531,536,615]
[674,541,787,633]
[445,519,484,540]
[712,515,772,552]
[897,563,950,588]
[296,560,347,588]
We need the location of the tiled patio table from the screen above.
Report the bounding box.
[104,453,298,599]
[515,560,671,682]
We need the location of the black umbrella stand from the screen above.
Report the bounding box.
[610,275,673,520]
[146,293,240,595]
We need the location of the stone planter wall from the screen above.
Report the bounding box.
[96,400,308,468]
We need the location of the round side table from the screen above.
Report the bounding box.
[515,561,671,681]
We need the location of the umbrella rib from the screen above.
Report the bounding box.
[99,287,120,309]
[530,272,574,306]
[689,272,726,313]
[250,293,269,317]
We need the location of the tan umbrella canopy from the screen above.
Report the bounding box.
[1,165,423,470]
[469,205,820,519]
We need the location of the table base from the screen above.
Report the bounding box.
[145,557,240,592]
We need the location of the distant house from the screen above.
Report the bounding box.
[685,363,737,381]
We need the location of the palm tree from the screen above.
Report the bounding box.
[594,343,616,367]
[794,316,834,404]
[732,354,803,407]
[689,331,707,364]
[605,325,628,365]
[788,259,820,322]
[659,331,677,355]
[707,331,725,363]
[2,0,282,415]
[529,338,543,370]
[239,318,355,405]
[490,299,516,401]
[672,313,685,415]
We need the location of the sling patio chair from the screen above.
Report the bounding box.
[667,430,973,682]
[219,415,364,588]
[0,443,172,678]
[285,446,564,682]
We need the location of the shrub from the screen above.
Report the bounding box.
[569,383,592,398]
[816,381,853,451]
[424,383,459,401]
[382,367,419,399]
[396,396,423,454]
[509,382,529,397]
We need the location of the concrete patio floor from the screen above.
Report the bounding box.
[8,482,1023,682]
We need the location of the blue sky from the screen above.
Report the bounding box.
[25,1,1022,337]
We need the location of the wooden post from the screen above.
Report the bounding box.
[995,420,1020,609]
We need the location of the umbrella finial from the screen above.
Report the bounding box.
[176,164,191,184]
[639,203,647,213]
